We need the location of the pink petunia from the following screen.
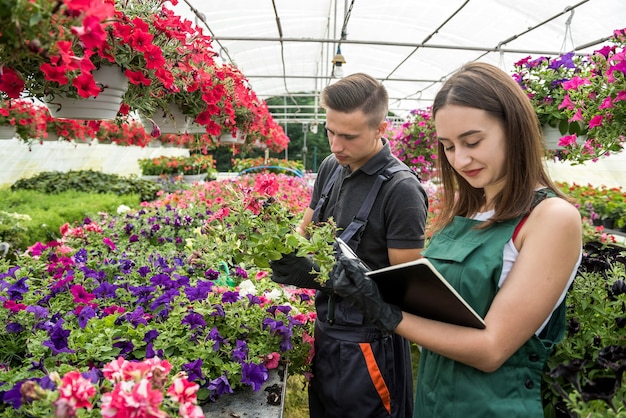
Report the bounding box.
[589,114,604,129]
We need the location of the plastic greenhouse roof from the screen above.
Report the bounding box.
[173,0,626,123]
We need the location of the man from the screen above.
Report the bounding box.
[271,73,428,417]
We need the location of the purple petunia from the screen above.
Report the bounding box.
[7,277,28,301]
[42,319,75,355]
[207,374,233,401]
[241,362,269,391]
[26,305,49,320]
[231,339,248,363]
[181,311,206,330]
[182,358,204,382]
[143,329,160,343]
[221,291,240,303]
[208,326,224,351]
[77,306,96,329]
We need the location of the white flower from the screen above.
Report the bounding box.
[116,205,131,214]
[238,279,257,296]
[264,288,283,301]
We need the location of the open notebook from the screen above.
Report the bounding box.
[336,238,486,329]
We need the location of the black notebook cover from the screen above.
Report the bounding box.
[337,238,486,329]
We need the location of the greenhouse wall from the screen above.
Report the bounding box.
[0,139,188,188]
[1,138,625,189]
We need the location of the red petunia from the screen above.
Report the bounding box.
[72,72,102,98]
[0,67,25,98]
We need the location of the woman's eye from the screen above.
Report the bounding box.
[444,145,454,152]
[467,142,479,148]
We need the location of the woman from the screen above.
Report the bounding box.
[330,62,582,417]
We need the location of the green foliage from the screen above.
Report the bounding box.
[0,170,153,253]
[10,170,160,202]
[543,242,626,416]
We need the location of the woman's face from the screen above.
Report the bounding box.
[435,104,507,195]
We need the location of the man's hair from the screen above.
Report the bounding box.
[431,62,568,230]
[320,73,388,128]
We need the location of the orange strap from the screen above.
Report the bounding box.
[359,342,392,415]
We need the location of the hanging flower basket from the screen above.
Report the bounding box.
[43,65,129,120]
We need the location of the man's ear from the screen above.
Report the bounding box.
[377,120,388,137]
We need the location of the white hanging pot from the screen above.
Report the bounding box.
[542,125,564,150]
[0,125,17,140]
[219,130,246,145]
[44,65,129,120]
[184,117,207,134]
[141,103,187,135]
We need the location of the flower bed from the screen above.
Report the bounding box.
[0,174,321,417]
[138,155,218,178]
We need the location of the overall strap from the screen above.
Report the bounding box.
[312,165,342,223]
[339,165,409,250]
[512,188,554,241]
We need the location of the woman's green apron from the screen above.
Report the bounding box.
[416,193,565,417]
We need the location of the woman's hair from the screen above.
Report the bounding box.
[321,73,388,128]
[431,62,569,231]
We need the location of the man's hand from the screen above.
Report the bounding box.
[270,253,329,293]
[331,255,403,332]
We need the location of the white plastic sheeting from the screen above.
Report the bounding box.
[173,0,626,119]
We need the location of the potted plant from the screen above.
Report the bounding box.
[138,155,217,182]
[388,107,439,182]
[557,27,626,164]
[512,52,591,151]
[0,0,181,120]
[0,99,47,141]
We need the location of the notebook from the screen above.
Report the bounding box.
[336,238,486,329]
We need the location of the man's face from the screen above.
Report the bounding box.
[325,108,385,171]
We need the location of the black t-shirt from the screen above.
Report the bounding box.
[310,139,428,270]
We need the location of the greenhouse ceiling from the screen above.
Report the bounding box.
[173,0,626,124]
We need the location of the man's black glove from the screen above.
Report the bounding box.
[331,255,403,333]
[270,253,331,294]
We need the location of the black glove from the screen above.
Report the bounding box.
[270,253,331,294]
[331,255,403,333]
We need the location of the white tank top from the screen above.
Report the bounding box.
[473,210,581,335]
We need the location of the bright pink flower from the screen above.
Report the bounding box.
[57,370,96,409]
[3,300,27,312]
[599,97,614,110]
[103,237,116,251]
[71,284,96,304]
[167,377,199,404]
[26,242,48,256]
[558,134,578,147]
[178,403,204,418]
[589,114,604,129]
[103,305,126,315]
[558,94,574,110]
[562,76,591,91]
[570,108,584,122]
